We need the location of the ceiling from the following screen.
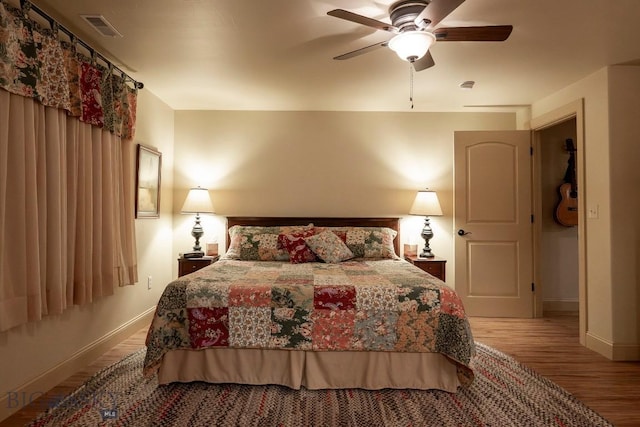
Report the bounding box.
[28,0,640,112]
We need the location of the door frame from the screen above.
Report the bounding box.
[530,99,587,345]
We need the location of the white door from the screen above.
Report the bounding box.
[454,130,533,317]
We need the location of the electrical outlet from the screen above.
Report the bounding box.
[147,276,152,290]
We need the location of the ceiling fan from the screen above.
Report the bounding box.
[327,0,513,71]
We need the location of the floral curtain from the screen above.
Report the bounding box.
[0,0,138,332]
[0,0,137,139]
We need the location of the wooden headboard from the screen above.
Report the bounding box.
[226,217,400,255]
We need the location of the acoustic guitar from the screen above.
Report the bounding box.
[554,138,578,227]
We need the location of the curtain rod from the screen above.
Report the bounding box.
[20,0,144,89]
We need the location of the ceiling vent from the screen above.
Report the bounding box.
[459,81,475,90]
[80,15,123,37]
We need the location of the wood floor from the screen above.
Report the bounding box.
[471,313,640,426]
[2,312,639,426]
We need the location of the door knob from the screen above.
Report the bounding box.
[458,229,471,236]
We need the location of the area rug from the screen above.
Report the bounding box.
[27,343,612,427]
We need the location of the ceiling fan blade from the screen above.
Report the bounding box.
[333,41,389,60]
[327,9,397,33]
[433,25,513,41]
[413,51,435,71]
[414,0,465,30]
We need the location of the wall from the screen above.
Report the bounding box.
[133,90,176,311]
[532,65,640,359]
[607,66,640,348]
[539,119,579,311]
[172,110,517,284]
[0,89,175,420]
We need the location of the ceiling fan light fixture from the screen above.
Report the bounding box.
[388,31,436,62]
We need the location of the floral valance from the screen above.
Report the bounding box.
[0,0,137,139]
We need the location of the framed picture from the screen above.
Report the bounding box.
[135,144,162,218]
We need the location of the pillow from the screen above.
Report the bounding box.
[225,224,313,261]
[304,230,354,263]
[313,226,399,259]
[277,230,317,264]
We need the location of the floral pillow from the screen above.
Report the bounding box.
[304,230,354,263]
[314,226,399,259]
[225,224,313,261]
[277,230,317,264]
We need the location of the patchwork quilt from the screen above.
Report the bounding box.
[144,258,476,385]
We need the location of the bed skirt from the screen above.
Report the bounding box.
[157,348,461,392]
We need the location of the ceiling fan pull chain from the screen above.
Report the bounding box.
[409,62,414,109]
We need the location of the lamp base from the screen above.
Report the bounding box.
[419,216,435,258]
[191,213,204,252]
[419,249,435,258]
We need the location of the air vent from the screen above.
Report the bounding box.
[80,15,123,37]
[459,81,475,90]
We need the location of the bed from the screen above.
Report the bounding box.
[144,217,475,392]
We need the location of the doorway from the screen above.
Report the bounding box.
[530,99,586,344]
[453,101,587,341]
[536,119,579,316]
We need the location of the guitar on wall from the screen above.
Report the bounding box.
[554,138,578,227]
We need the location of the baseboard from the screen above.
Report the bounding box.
[585,332,614,359]
[585,331,640,361]
[0,307,155,422]
[611,343,640,361]
[542,299,579,313]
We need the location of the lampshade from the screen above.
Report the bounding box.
[181,187,214,214]
[388,31,436,62]
[409,190,442,216]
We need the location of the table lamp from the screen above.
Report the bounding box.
[181,186,214,254]
[409,189,443,258]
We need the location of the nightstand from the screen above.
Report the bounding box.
[178,255,219,277]
[404,255,446,281]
